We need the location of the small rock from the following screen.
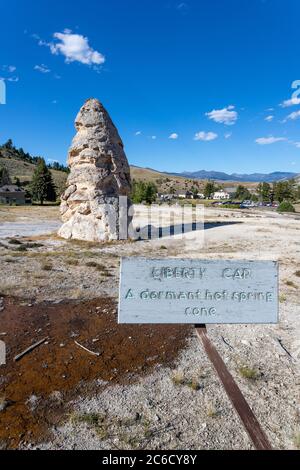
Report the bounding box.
[0,400,9,412]
[26,395,40,410]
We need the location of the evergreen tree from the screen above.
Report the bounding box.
[30,158,57,204]
[204,180,217,199]
[273,180,294,203]
[257,182,271,202]
[144,182,157,204]
[131,180,157,204]
[3,138,13,149]
[0,165,11,185]
[14,177,21,187]
[191,186,198,198]
[234,185,251,200]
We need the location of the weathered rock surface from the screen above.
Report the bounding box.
[58,99,132,241]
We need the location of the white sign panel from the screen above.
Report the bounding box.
[118,258,278,324]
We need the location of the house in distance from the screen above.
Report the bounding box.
[0,184,26,205]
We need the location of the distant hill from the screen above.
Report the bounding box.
[165,169,299,183]
[1,144,298,198]
[0,140,69,196]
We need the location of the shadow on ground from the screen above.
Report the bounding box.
[135,221,242,240]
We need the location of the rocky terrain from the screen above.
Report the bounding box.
[0,204,300,450]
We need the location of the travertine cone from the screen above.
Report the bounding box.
[58,98,132,241]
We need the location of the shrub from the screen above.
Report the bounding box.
[41,262,53,271]
[8,238,22,245]
[238,366,259,380]
[277,201,295,213]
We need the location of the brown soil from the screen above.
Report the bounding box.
[0,296,190,449]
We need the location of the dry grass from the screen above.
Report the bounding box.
[279,294,287,303]
[69,412,109,441]
[206,404,220,418]
[171,371,201,390]
[41,262,53,271]
[293,432,300,449]
[171,371,185,386]
[85,261,99,268]
[238,366,260,380]
[0,205,60,222]
[186,378,201,391]
[285,280,297,288]
[65,259,79,266]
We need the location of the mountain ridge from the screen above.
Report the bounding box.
[163,169,299,183]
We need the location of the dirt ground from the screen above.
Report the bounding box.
[0,296,189,448]
[0,204,300,450]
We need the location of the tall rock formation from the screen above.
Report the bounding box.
[58,98,132,241]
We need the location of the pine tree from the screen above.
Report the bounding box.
[30,158,57,204]
[0,165,11,185]
[204,180,217,199]
[257,182,271,202]
[4,139,13,149]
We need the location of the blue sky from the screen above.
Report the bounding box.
[0,0,300,174]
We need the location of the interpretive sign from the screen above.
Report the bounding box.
[118,258,278,324]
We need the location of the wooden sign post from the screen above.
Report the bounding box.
[118,257,278,450]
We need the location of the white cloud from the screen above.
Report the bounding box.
[194,131,218,141]
[284,110,300,122]
[135,131,142,136]
[169,133,178,140]
[151,136,157,140]
[224,132,232,139]
[206,105,238,125]
[2,65,16,73]
[34,64,51,73]
[48,29,105,65]
[177,2,189,13]
[265,115,274,122]
[1,76,19,82]
[280,97,300,107]
[255,136,286,145]
[1,65,18,82]
[293,142,300,148]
